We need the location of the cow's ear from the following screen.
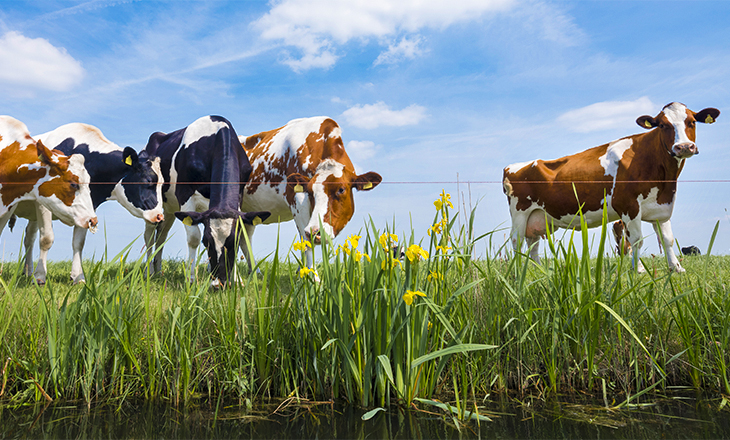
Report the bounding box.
[175,211,206,226]
[354,172,382,191]
[238,211,271,226]
[287,173,310,194]
[123,147,139,168]
[36,139,53,165]
[694,108,720,124]
[636,115,657,129]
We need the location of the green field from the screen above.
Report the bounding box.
[1,194,729,419]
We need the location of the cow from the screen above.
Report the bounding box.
[141,115,269,288]
[503,102,720,273]
[681,245,701,256]
[237,116,382,270]
[12,123,165,284]
[0,116,97,254]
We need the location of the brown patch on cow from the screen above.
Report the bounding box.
[507,144,614,219]
[0,140,47,207]
[37,145,79,207]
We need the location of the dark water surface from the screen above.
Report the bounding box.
[2,395,729,439]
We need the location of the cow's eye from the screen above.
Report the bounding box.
[70,183,80,191]
[688,121,695,128]
[336,187,346,196]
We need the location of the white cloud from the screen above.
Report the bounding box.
[346,140,380,162]
[374,36,426,66]
[556,97,657,133]
[0,31,84,93]
[253,0,513,71]
[342,102,427,129]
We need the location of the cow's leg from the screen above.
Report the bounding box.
[625,219,645,273]
[70,226,88,283]
[23,220,39,277]
[653,220,683,273]
[153,217,175,274]
[184,224,201,283]
[524,210,547,263]
[144,221,157,275]
[238,223,256,273]
[34,205,54,285]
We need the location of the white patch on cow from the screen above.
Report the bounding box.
[505,160,537,174]
[251,116,331,172]
[662,102,692,146]
[240,183,293,223]
[37,154,96,229]
[638,187,675,222]
[304,159,345,238]
[599,138,633,177]
[180,116,231,150]
[210,217,235,263]
[36,123,121,154]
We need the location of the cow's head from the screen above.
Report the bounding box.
[637,102,720,159]
[286,159,382,244]
[174,209,270,287]
[118,147,165,223]
[36,140,98,230]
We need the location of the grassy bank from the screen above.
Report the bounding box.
[1,193,729,417]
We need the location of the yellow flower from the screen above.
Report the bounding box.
[293,239,312,252]
[403,290,426,306]
[381,258,402,271]
[348,234,361,249]
[434,199,443,211]
[439,190,454,209]
[379,233,398,250]
[405,244,429,263]
[435,245,452,254]
[338,243,352,256]
[354,251,371,262]
[299,267,315,278]
[427,270,443,282]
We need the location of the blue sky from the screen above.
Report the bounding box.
[1,0,729,266]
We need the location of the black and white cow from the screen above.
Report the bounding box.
[142,115,269,287]
[13,123,165,284]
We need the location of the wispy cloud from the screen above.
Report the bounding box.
[0,31,84,95]
[556,97,656,133]
[374,36,426,66]
[253,0,514,71]
[342,102,428,129]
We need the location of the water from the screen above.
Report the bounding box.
[2,395,729,439]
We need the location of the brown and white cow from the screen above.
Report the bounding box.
[503,102,719,273]
[238,116,382,269]
[0,116,97,242]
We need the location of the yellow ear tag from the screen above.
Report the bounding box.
[705,115,715,124]
[644,120,652,128]
[253,216,262,226]
[182,216,193,226]
[125,155,133,166]
[363,182,373,189]
[294,184,303,193]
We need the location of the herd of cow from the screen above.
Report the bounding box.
[0,102,720,287]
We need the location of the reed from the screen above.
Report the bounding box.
[1,191,729,417]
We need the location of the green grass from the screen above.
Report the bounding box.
[1,192,729,418]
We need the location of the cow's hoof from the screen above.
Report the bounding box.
[35,279,46,286]
[671,266,686,274]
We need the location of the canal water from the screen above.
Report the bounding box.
[2,394,729,439]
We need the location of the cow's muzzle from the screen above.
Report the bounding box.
[88,217,98,233]
[305,229,322,245]
[671,142,698,158]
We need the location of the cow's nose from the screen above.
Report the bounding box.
[155,213,164,223]
[673,142,698,157]
[306,228,322,245]
[89,217,98,228]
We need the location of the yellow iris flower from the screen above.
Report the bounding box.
[293,239,312,252]
[403,290,426,306]
[405,244,429,263]
[379,233,398,250]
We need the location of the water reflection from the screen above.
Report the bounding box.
[1,395,729,439]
